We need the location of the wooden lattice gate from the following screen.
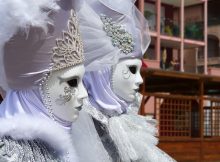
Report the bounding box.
[151,96,220,162]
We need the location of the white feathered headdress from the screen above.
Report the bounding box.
[0,0,59,43]
[0,0,60,90]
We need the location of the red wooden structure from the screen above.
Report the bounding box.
[140,68,220,162]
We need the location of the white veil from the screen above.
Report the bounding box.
[72,109,112,162]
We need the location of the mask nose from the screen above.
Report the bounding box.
[135,72,143,86]
[77,83,88,100]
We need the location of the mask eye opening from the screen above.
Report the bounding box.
[67,78,78,87]
[128,65,137,74]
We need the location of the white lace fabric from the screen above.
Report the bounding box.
[81,97,177,162]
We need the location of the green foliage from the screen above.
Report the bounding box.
[185,22,203,40]
[144,10,154,19]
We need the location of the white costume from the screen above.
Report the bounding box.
[72,0,177,161]
[0,0,87,161]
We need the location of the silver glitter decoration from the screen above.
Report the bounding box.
[0,137,62,162]
[83,99,108,125]
[100,14,134,54]
[55,87,76,105]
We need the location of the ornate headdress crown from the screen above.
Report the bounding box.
[100,14,134,54]
[52,10,84,71]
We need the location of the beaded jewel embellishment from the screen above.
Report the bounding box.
[100,14,134,54]
[52,10,84,71]
[55,87,76,105]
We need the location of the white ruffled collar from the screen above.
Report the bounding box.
[0,115,78,162]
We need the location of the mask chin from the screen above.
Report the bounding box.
[40,64,88,122]
[111,58,143,103]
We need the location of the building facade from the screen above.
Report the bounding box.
[137,0,208,74]
[138,1,220,161]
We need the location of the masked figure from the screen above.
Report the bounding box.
[0,0,87,161]
[72,0,176,161]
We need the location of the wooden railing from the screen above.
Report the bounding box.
[140,68,220,161]
[142,94,220,162]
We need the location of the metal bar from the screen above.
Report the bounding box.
[138,0,145,13]
[211,101,213,137]
[204,0,208,74]
[180,0,184,72]
[204,97,220,102]
[199,79,204,162]
[156,0,161,61]
[143,92,199,100]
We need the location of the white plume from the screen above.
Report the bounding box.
[0,0,60,91]
[0,0,59,43]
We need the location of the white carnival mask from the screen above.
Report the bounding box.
[41,64,88,122]
[39,10,88,122]
[112,58,143,102]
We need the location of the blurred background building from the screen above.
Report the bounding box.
[137,0,220,161]
[138,0,207,73]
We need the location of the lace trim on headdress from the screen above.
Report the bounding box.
[52,10,84,71]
